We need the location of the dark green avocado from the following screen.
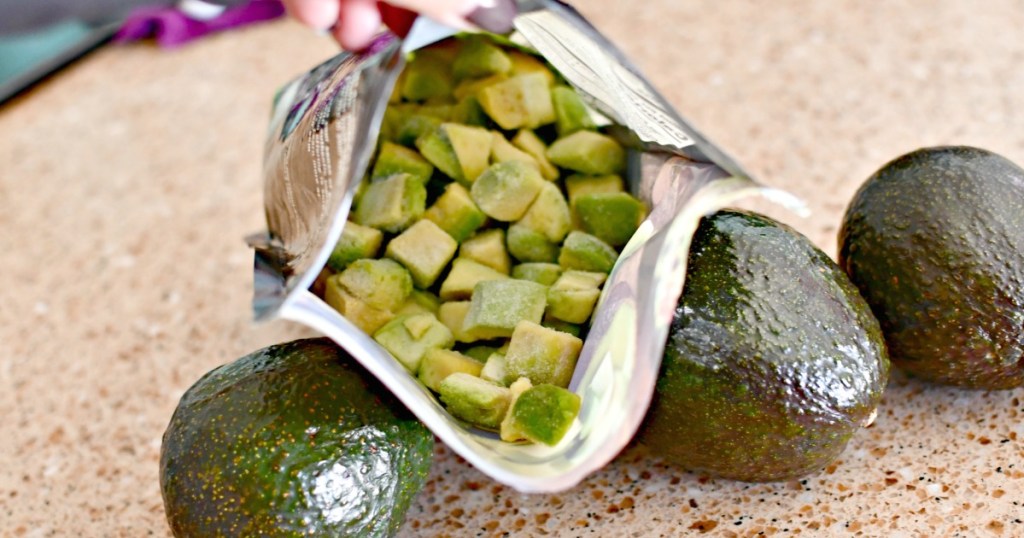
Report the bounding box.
[639,210,889,482]
[838,146,1024,389]
[160,338,434,537]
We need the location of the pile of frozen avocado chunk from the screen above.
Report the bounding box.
[318,34,646,446]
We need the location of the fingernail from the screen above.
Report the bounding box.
[466,0,516,34]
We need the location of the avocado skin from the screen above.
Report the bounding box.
[640,210,889,482]
[838,146,1024,389]
[160,338,434,537]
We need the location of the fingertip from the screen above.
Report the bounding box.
[283,0,340,31]
[334,0,383,50]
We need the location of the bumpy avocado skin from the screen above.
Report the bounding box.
[640,211,889,482]
[838,146,1024,389]
[160,338,434,537]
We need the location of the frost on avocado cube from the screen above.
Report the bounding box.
[481,352,509,386]
[371,141,434,184]
[354,173,426,233]
[463,279,548,340]
[439,373,511,430]
[373,313,454,373]
[508,51,556,86]
[558,231,618,274]
[504,321,583,388]
[502,384,581,446]
[546,270,606,324]
[324,277,394,335]
[386,219,458,288]
[337,258,412,312]
[552,85,596,137]
[417,348,483,393]
[574,192,646,247]
[498,377,534,442]
[547,131,626,175]
[439,258,509,301]
[451,95,488,127]
[564,174,625,206]
[518,182,572,243]
[453,36,512,80]
[327,221,383,272]
[491,131,540,170]
[512,263,563,286]
[459,229,511,274]
[396,114,443,147]
[478,73,555,130]
[396,289,441,316]
[401,53,453,102]
[416,123,492,185]
[423,183,486,243]
[507,223,559,264]
[512,130,559,180]
[470,161,545,222]
[437,301,477,343]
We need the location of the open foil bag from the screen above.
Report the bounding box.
[248,0,801,493]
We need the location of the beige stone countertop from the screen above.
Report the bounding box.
[3,1,1023,536]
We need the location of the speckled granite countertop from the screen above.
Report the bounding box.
[2,1,1023,536]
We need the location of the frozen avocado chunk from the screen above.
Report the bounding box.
[502,384,580,446]
[506,223,560,263]
[401,53,453,102]
[480,352,509,386]
[396,113,443,147]
[504,321,583,388]
[463,279,549,339]
[558,231,618,273]
[453,74,507,101]
[491,131,540,170]
[471,161,546,221]
[439,373,511,430]
[518,182,572,243]
[498,377,533,442]
[574,192,646,247]
[386,219,458,288]
[459,229,511,274]
[324,277,395,335]
[512,263,563,286]
[437,301,476,343]
[547,131,626,175]
[508,51,556,86]
[439,258,509,301]
[512,130,559,180]
[451,95,489,126]
[418,348,483,393]
[338,258,413,312]
[542,317,582,337]
[423,182,486,243]
[478,72,556,130]
[565,174,624,206]
[396,289,441,316]
[374,313,454,373]
[546,270,606,324]
[551,85,596,136]
[453,36,512,80]
[327,221,383,272]
[372,141,434,184]
[416,123,492,185]
[354,173,426,233]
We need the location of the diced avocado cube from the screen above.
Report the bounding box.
[417,348,483,393]
[481,352,509,386]
[371,141,434,184]
[542,317,582,337]
[546,270,606,324]
[491,131,540,170]
[386,219,458,288]
[551,85,596,136]
[327,221,383,272]
[574,192,646,247]
[470,161,545,221]
[439,373,511,430]
[396,113,443,147]
[337,258,412,312]
[564,174,625,206]
[462,345,499,363]
[558,231,618,274]
[463,279,548,340]
[324,277,395,335]
[423,183,486,242]
[478,73,555,130]
[401,53,453,102]
[439,258,509,301]
[504,321,583,388]
[418,104,453,120]
[547,131,626,175]
[416,123,492,185]
[511,263,563,286]
[453,74,507,101]
[502,384,581,446]
[498,377,534,442]
[453,36,512,80]
[459,229,511,274]
[437,301,478,343]
[354,173,426,233]
[511,129,560,180]
[451,95,489,126]
[518,182,572,243]
[508,51,557,86]
[374,313,454,373]
[507,223,559,263]
[396,289,441,316]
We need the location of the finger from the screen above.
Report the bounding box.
[281,0,340,30]
[332,0,383,50]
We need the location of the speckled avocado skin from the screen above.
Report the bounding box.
[160,338,434,537]
[838,146,1024,389]
[640,210,889,482]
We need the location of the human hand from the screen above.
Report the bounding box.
[282,0,516,51]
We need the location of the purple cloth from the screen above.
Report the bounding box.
[115,0,284,47]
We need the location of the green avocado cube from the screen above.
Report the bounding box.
[459,229,511,275]
[574,192,646,247]
[453,36,512,80]
[354,173,426,233]
[451,95,489,126]
[551,85,596,136]
[337,258,412,312]
[327,221,383,272]
[564,174,625,206]
[462,279,548,340]
[423,182,486,243]
[439,373,511,430]
[462,345,499,363]
[437,301,477,343]
[491,131,540,170]
[511,263,563,286]
[507,223,560,264]
[439,258,509,301]
[385,219,458,288]
[518,182,572,243]
[504,321,583,388]
[396,113,443,147]
[546,270,606,324]
[416,123,492,185]
[396,289,441,316]
[498,377,534,442]
[418,348,483,393]
[481,352,509,386]
[470,161,545,222]
[558,231,618,274]
[542,317,582,337]
[502,384,581,446]
[374,313,454,373]
[324,277,394,335]
[547,131,626,175]
[478,72,555,130]
[512,130,560,181]
[508,51,556,86]
[401,53,453,102]
[371,141,434,184]
[453,74,507,101]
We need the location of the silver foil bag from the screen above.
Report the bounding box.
[249,0,801,492]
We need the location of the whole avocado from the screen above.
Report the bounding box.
[640,210,889,482]
[838,146,1024,389]
[160,338,434,537]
